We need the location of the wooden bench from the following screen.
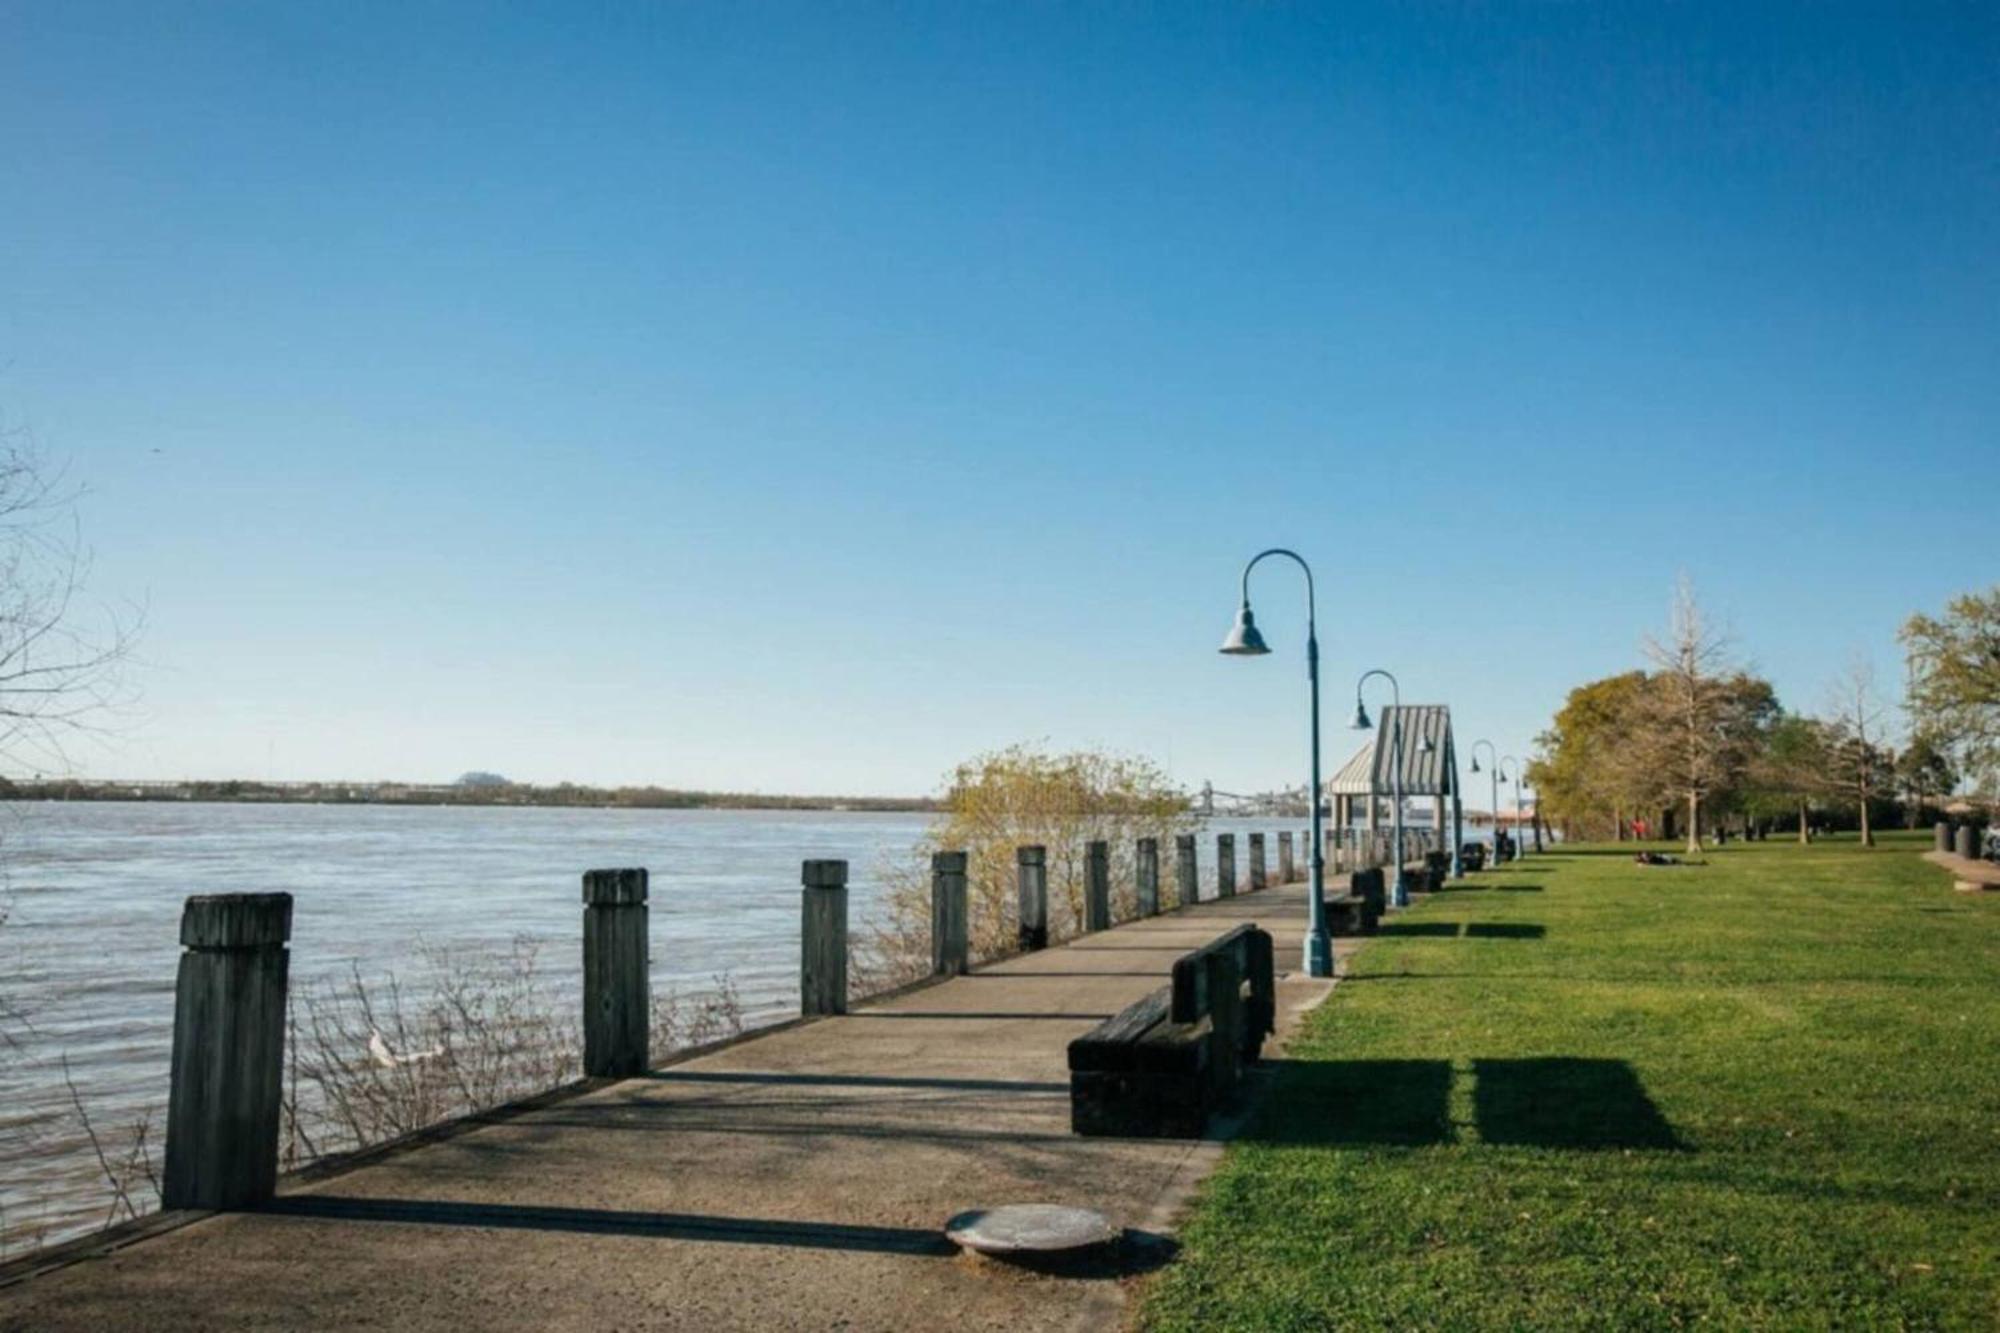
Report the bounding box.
[1422,851,1449,892]
[1459,841,1487,872]
[1325,867,1385,935]
[1067,923,1275,1137]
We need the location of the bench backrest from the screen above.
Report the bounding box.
[1170,923,1275,1025]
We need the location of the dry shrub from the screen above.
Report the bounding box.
[286,938,580,1163]
[284,940,748,1167]
[651,974,745,1054]
[861,744,1195,986]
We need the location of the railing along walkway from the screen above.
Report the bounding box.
[0,880,1342,1333]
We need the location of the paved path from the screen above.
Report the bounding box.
[0,881,1340,1332]
[1923,848,2000,891]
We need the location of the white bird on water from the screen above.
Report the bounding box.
[367,1030,442,1069]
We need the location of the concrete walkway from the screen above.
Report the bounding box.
[0,882,1340,1332]
[1923,848,2000,891]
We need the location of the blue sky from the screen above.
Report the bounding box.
[2,4,1994,796]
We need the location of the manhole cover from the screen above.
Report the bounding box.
[944,1204,1118,1257]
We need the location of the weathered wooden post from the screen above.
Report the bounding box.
[1278,831,1295,883]
[931,850,969,976]
[1017,845,1048,951]
[582,868,649,1078]
[1084,840,1111,931]
[1249,833,1267,891]
[801,859,848,1016]
[1954,825,1975,860]
[1136,837,1160,916]
[163,893,292,1211]
[1217,833,1236,898]
[1175,834,1198,909]
[1934,821,1950,853]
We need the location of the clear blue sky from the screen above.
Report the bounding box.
[2,4,1994,797]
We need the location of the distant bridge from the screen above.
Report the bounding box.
[1194,782,1312,818]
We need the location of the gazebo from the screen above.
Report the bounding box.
[1326,704,1464,876]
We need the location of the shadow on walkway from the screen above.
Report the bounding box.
[643,1070,1068,1095]
[262,1196,956,1255]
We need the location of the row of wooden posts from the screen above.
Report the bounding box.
[815,829,1306,1018]
[164,820,1288,1216]
[155,822,1443,1217]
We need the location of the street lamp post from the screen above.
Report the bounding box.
[1526,777,1544,853]
[1353,669,1412,908]
[1470,739,1499,868]
[1219,549,1332,979]
[1498,756,1522,860]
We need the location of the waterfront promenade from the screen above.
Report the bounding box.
[0,880,1338,1332]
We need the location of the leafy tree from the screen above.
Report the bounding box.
[1901,585,2000,793]
[1894,732,1957,823]
[1750,713,1833,843]
[863,744,1195,986]
[1530,671,1653,839]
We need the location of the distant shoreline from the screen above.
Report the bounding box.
[0,778,939,814]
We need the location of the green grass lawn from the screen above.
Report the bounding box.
[1138,833,2000,1331]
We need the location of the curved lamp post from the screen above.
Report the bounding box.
[1219,549,1332,978]
[1469,740,1499,867]
[1353,669,1429,909]
[1497,755,1522,861]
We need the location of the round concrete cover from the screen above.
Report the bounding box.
[944,1204,1118,1256]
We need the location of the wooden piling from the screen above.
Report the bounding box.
[1017,845,1048,951]
[1217,833,1236,898]
[801,859,848,1016]
[1084,840,1111,931]
[1249,833,1267,891]
[164,892,292,1211]
[931,850,969,976]
[1175,834,1198,909]
[1278,830,1295,883]
[582,868,650,1079]
[1136,837,1160,916]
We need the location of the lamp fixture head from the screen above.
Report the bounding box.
[1351,701,1372,731]
[1219,604,1271,656]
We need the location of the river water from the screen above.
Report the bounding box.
[0,801,1283,1254]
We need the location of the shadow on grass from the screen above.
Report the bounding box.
[1495,884,1545,893]
[1473,1058,1687,1151]
[1377,922,1462,938]
[1464,923,1547,940]
[1241,1059,1455,1147]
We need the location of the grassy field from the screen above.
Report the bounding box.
[1138,833,1999,1330]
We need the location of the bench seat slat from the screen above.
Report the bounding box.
[1067,989,1171,1071]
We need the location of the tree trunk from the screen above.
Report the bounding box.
[1614,807,1625,842]
[1686,792,1701,855]
[1860,794,1873,848]
[1798,801,1809,844]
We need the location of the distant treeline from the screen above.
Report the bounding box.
[0,777,937,813]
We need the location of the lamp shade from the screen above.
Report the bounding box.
[1219,605,1270,655]
[1351,702,1372,730]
